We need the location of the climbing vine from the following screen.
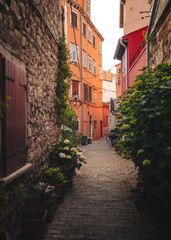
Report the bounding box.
[56,36,77,129]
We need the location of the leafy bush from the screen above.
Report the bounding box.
[115,64,171,221]
[49,139,86,185]
[42,166,67,185]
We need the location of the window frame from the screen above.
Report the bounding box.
[94,120,97,130]
[93,60,96,75]
[93,35,96,47]
[75,120,80,131]
[71,9,78,28]
[94,89,97,103]
[88,55,92,72]
[83,21,86,37]
[70,43,79,63]
[86,0,89,15]
[71,80,80,98]
[89,86,92,102]
[84,83,88,101]
[88,28,91,42]
[82,50,87,68]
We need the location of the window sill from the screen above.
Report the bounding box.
[1,163,33,184]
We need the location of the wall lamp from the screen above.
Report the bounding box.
[72,91,82,106]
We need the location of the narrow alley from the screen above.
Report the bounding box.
[44,138,166,240]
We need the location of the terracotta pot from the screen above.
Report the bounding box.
[21,209,48,238]
[40,201,57,222]
[54,182,64,203]
[0,230,10,240]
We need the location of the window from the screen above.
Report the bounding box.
[86,0,89,15]
[99,66,102,80]
[88,56,91,72]
[100,92,102,105]
[71,10,78,28]
[117,67,121,83]
[82,50,87,68]
[93,35,96,47]
[93,60,96,75]
[70,43,79,63]
[99,42,102,54]
[84,84,88,100]
[75,120,79,131]
[94,90,97,103]
[106,116,109,127]
[72,80,79,97]
[88,28,91,42]
[89,87,92,102]
[0,54,27,177]
[122,51,126,76]
[94,120,97,130]
[83,22,86,36]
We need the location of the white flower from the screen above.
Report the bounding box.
[66,155,72,159]
[64,139,70,144]
[45,185,54,193]
[39,182,45,187]
[59,152,66,158]
[71,147,78,153]
[79,156,85,160]
[63,147,69,151]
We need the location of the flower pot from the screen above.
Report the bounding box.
[21,209,48,238]
[40,201,57,222]
[0,230,10,240]
[54,182,64,203]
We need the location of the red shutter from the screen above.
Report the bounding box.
[1,56,27,176]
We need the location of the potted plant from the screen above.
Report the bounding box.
[49,139,86,187]
[21,182,56,238]
[0,229,10,240]
[42,166,67,202]
[33,182,57,222]
[0,181,23,238]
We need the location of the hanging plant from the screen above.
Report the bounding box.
[56,36,77,129]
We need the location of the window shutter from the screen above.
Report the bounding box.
[83,22,86,36]
[88,28,91,42]
[0,55,27,176]
[71,11,78,28]
[93,35,96,47]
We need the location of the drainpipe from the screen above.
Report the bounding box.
[146,0,159,68]
[120,38,128,90]
[80,12,84,137]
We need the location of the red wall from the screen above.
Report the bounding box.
[123,26,148,69]
[121,26,148,94]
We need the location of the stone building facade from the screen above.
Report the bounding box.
[148,0,171,67]
[0,0,62,181]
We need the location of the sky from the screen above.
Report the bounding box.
[91,0,123,73]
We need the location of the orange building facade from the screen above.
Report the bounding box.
[62,0,104,140]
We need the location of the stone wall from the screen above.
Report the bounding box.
[149,12,171,67]
[0,0,62,173]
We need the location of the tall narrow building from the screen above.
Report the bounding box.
[62,0,104,141]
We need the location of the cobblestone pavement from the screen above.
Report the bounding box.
[44,137,168,240]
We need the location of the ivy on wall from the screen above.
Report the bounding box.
[56,36,77,129]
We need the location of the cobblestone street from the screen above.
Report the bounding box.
[44,137,168,240]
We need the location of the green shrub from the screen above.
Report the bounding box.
[115,64,171,221]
